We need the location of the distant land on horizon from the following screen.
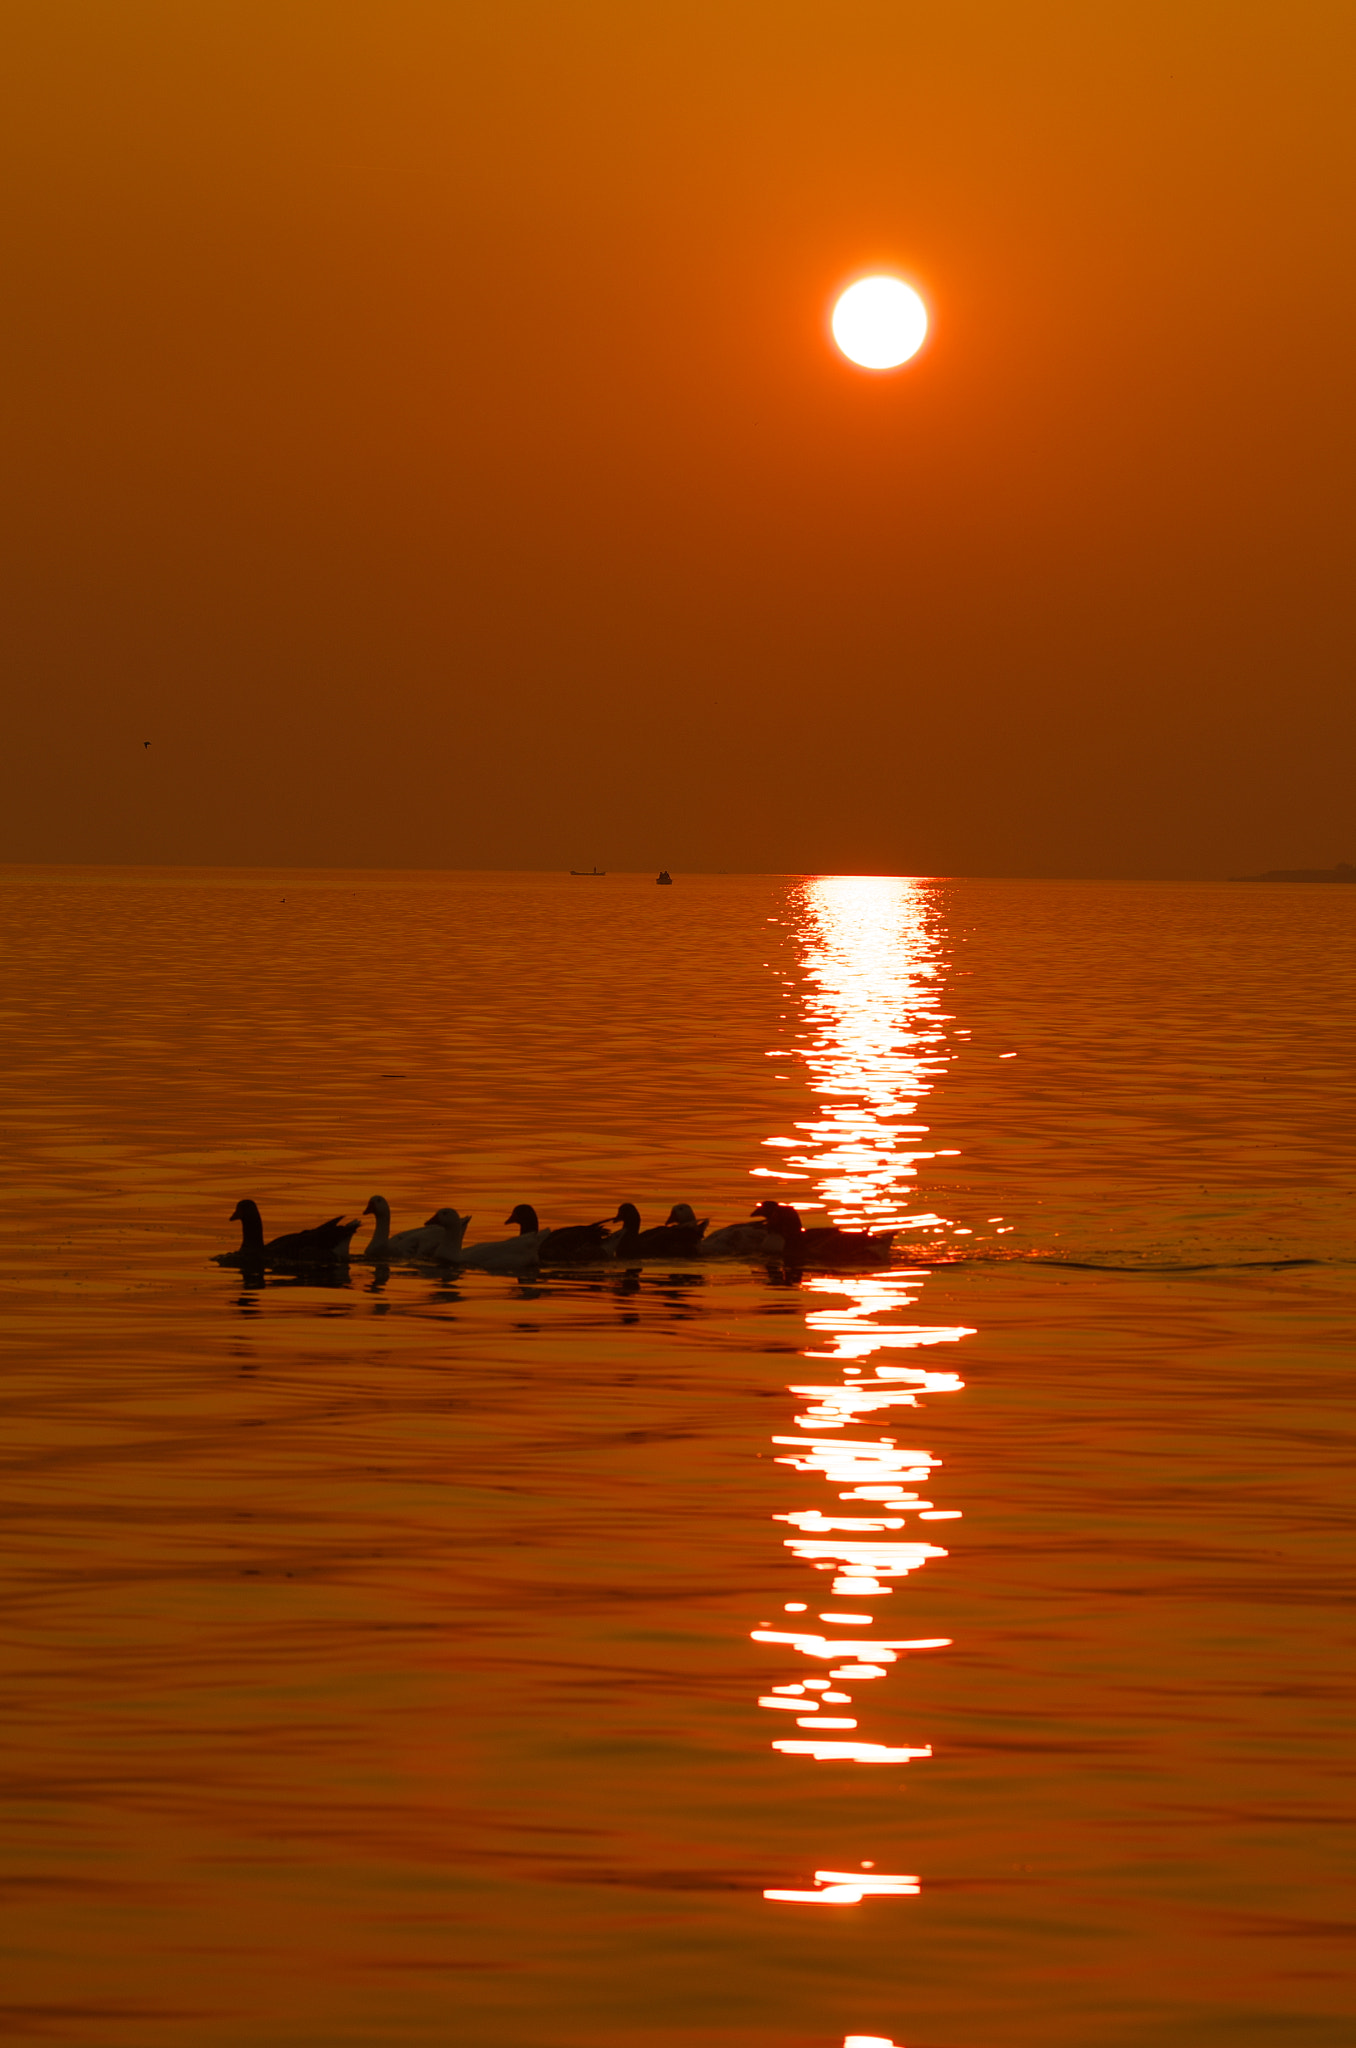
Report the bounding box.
[4,861,1356,885]
[1231,861,1356,883]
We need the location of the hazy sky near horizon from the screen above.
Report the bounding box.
[1,1,1352,877]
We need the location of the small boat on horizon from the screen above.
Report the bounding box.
[570,867,607,876]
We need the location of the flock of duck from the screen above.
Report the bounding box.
[215,1196,899,1274]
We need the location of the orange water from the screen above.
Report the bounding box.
[2,869,1352,2047]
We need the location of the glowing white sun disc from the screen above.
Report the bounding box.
[831,277,928,369]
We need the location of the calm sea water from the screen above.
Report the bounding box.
[1,868,1352,2048]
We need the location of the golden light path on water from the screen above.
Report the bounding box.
[751,879,972,1966]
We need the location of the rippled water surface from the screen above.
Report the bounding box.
[2,869,1352,2048]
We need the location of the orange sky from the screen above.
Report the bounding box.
[1,1,1352,877]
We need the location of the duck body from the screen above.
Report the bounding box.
[216,1199,358,1267]
[421,1208,471,1257]
[752,1200,896,1268]
[356,1196,468,1262]
[667,1203,780,1258]
[507,1205,611,1263]
[438,1224,549,1271]
[609,1202,707,1260]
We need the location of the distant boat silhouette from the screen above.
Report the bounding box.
[656,869,673,885]
[570,867,606,876]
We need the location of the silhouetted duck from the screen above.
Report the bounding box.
[656,870,673,885]
[667,1202,778,1257]
[357,1196,469,1262]
[423,1208,472,1257]
[216,1200,358,1267]
[437,1220,548,1271]
[506,1204,611,1262]
[609,1202,707,1259]
[751,1199,896,1268]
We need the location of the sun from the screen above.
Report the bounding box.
[831,276,928,370]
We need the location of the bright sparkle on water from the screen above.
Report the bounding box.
[757,878,968,1918]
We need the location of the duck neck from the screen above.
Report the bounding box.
[365,1204,391,1254]
[237,1206,265,1254]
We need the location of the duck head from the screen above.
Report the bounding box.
[752,1199,801,1235]
[611,1202,642,1231]
[362,1196,389,1219]
[665,1203,698,1227]
[229,1199,266,1251]
[505,1204,540,1233]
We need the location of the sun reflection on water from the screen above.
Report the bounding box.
[762,875,955,1231]
[755,878,970,1924]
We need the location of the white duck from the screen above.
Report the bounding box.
[421,1208,472,1257]
[666,1201,780,1258]
[358,1197,470,1261]
[437,1221,549,1272]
